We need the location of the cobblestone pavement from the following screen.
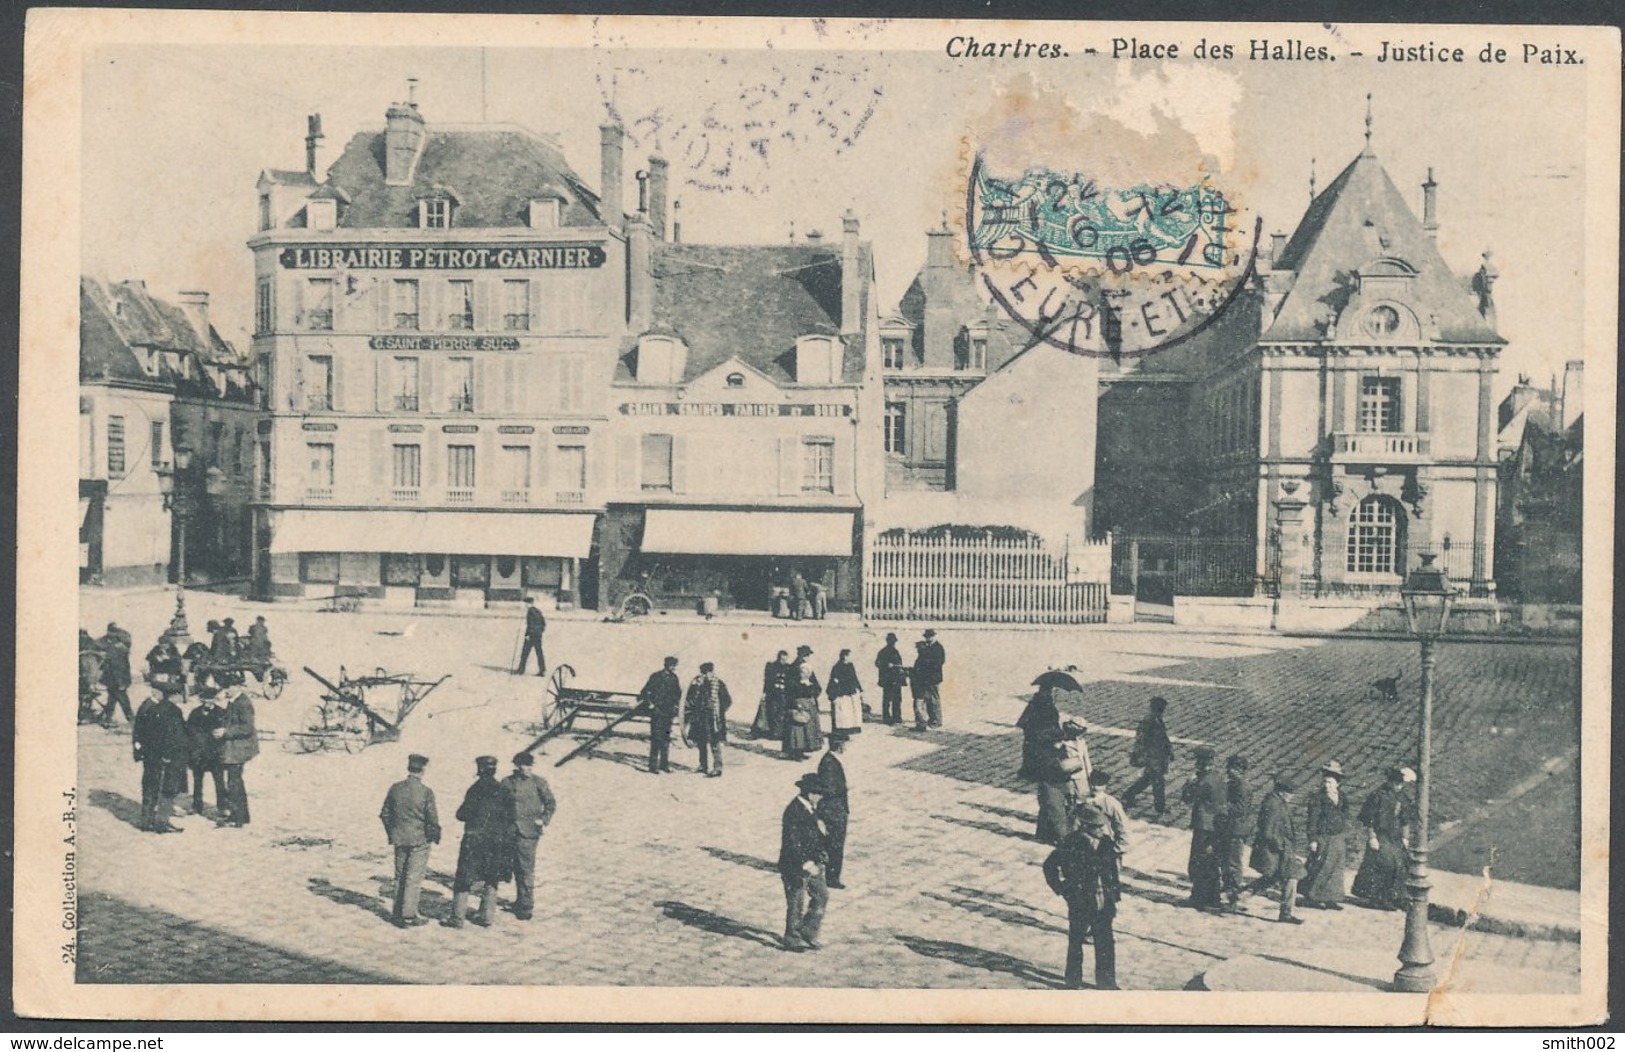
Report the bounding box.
[74,589,1582,991]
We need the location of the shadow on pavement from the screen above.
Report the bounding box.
[931,813,1036,842]
[78,891,397,984]
[702,846,778,873]
[1260,952,1392,991]
[655,899,782,949]
[920,889,1066,935]
[963,801,1039,825]
[307,876,395,924]
[88,788,145,831]
[893,933,1067,989]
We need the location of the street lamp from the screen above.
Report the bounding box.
[155,446,227,649]
[1392,551,1458,993]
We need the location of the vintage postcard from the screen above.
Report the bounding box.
[15,9,1618,1025]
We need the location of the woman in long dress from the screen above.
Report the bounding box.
[1301,761,1352,909]
[1351,767,1417,910]
[826,649,864,735]
[1035,728,1079,844]
[782,657,824,760]
[752,650,792,739]
[1016,688,1061,780]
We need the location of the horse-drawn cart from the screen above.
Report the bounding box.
[289,665,449,753]
[524,664,650,767]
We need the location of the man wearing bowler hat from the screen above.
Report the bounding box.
[379,753,440,928]
[910,628,946,731]
[874,632,907,725]
[503,751,557,921]
[778,772,831,951]
[640,656,683,774]
[817,731,852,889]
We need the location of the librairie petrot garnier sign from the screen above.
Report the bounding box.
[278,244,607,270]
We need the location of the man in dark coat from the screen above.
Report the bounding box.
[145,638,184,700]
[515,595,547,676]
[1246,774,1306,923]
[132,690,189,833]
[78,630,104,724]
[184,632,213,694]
[683,662,733,778]
[640,656,683,774]
[816,731,851,889]
[212,618,240,661]
[788,570,807,621]
[1179,745,1227,912]
[1219,754,1254,911]
[910,629,946,731]
[1121,697,1174,815]
[778,772,830,951]
[753,650,792,739]
[244,616,273,678]
[503,751,557,921]
[1043,801,1123,990]
[448,755,514,928]
[874,633,907,725]
[379,753,440,928]
[185,688,228,815]
[98,623,134,728]
[213,687,259,827]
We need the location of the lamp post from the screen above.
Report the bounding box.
[155,446,226,649]
[1392,551,1457,993]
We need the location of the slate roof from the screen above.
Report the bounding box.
[80,278,251,401]
[615,242,870,385]
[1264,149,1503,344]
[324,123,603,229]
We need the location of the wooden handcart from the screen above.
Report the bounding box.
[525,664,651,767]
[290,665,449,753]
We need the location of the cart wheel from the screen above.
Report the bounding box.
[288,732,322,754]
[265,667,286,700]
[342,732,368,754]
[619,593,652,620]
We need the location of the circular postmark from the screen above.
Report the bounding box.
[962,150,1260,361]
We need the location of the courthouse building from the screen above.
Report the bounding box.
[249,94,638,608]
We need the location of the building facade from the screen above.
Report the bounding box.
[79,278,258,587]
[250,97,642,609]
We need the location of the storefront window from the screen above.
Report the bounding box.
[300,552,340,584]
[382,553,420,587]
[451,555,490,588]
[523,557,563,588]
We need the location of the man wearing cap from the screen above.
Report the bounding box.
[185,687,227,816]
[816,731,851,889]
[1219,755,1254,912]
[1179,745,1227,912]
[1043,801,1123,990]
[449,756,514,928]
[778,773,830,951]
[503,752,557,921]
[910,629,946,731]
[212,687,259,827]
[683,662,733,778]
[640,657,683,774]
[97,622,134,728]
[379,754,440,928]
[1079,770,1130,854]
[874,633,907,726]
[1121,697,1174,815]
[1246,774,1306,924]
[515,596,547,676]
[132,683,189,833]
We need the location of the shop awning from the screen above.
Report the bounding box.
[270,509,595,559]
[641,509,854,557]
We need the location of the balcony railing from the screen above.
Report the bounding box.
[555,490,585,504]
[305,486,334,502]
[447,488,475,504]
[391,487,421,502]
[1330,431,1429,463]
[501,489,531,505]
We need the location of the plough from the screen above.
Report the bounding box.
[290,665,450,753]
[525,664,651,767]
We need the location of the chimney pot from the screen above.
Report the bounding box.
[305,112,326,178]
[599,122,625,228]
[1422,166,1439,235]
[840,209,861,335]
[672,198,682,244]
[648,154,669,241]
[635,170,649,215]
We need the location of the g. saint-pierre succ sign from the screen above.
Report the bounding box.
[278,244,607,270]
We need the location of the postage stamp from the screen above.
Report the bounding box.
[12,8,1619,1030]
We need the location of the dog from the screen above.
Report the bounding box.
[1369,669,1402,704]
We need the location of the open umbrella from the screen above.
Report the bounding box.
[1030,668,1086,695]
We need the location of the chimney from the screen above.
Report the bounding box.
[672,199,682,244]
[599,122,625,228]
[635,169,649,215]
[1269,231,1287,266]
[922,221,957,369]
[627,211,654,333]
[384,87,426,187]
[1561,359,1584,430]
[647,154,669,240]
[1498,375,1538,431]
[1422,167,1438,238]
[177,290,211,339]
[305,114,325,179]
[841,209,861,335]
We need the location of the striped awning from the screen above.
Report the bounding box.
[269,509,595,559]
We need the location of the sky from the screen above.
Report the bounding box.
[81,34,1590,401]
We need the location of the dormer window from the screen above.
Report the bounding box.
[1365,305,1401,337]
[308,198,337,232]
[528,198,561,229]
[882,337,906,371]
[634,335,688,385]
[726,372,746,388]
[794,334,841,385]
[421,198,451,230]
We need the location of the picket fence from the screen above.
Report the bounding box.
[864,532,1111,624]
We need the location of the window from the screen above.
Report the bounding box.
[106,416,126,478]
[528,199,560,229]
[258,194,272,232]
[392,357,420,412]
[382,553,420,587]
[451,555,489,588]
[233,427,246,476]
[1358,376,1402,433]
[966,337,988,371]
[308,198,337,232]
[882,337,906,371]
[1347,497,1401,575]
[447,357,475,412]
[641,434,674,492]
[209,422,225,467]
[393,279,420,330]
[726,372,746,388]
[306,355,334,411]
[801,437,835,493]
[557,445,587,492]
[501,445,531,502]
[446,280,474,331]
[299,553,340,584]
[503,279,530,331]
[255,279,273,335]
[423,198,450,229]
[306,442,335,495]
[559,356,587,412]
[306,279,335,331]
[257,440,272,497]
[447,444,476,499]
[1366,305,1401,337]
[392,444,421,491]
[150,420,165,469]
[884,402,907,455]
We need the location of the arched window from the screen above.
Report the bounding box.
[1347,497,1404,575]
